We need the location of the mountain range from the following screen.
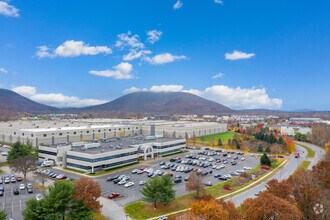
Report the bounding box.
[0,89,232,115]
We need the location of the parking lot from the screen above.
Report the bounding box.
[97,148,260,206]
[0,176,41,220]
[29,148,260,208]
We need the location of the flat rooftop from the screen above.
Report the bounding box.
[68,136,184,154]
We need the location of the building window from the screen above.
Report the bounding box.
[22,133,24,136]
[87,131,89,134]
[98,130,101,132]
[43,134,47,137]
[73,132,76,135]
[59,133,62,136]
[31,134,34,137]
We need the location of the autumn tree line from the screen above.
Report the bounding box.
[180,146,330,220]
[296,123,330,149]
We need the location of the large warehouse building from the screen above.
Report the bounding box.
[0,119,227,147]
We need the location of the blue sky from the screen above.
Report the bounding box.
[0,0,329,110]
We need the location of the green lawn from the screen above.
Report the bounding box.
[298,144,315,158]
[200,131,236,143]
[299,161,311,170]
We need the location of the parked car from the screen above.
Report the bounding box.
[214,173,221,178]
[241,157,246,161]
[27,188,33,193]
[124,182,134,188]
[16,176,22,181]
[107,175,119,181]
[27,183,33,189]
[36,194,43,201]
[0,191,3,196]
[113,178,121,184]
[118,180,127,185]
[13,188,19,195]
[139,181,146,186]
[204,181,212,186]
[19,184,25,190]
[243,166,252,170]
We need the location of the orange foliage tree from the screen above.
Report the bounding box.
[284,138,296,153]
[73,177,102,212]
[288,169,324,219]
[219,199,242,220]
[265,179,293,202]
[241,192,302,220]
[190,198,229,220]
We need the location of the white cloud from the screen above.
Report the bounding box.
[89,62,134,79]
[145,53,187,65]
[150,85,184,92]
[0,1,19,17]
[115,31,144,49]
[212,73,225,79]
[123,84,282,109]
[225,50,255,60]
[12,86,37,96]
[36,40,112,58]
[173,0,183,10]
[147,30,162,44]
[187,85,282,109]
[123,49,152,61]
[123,87,148,94]
[0,67,8,74]
[11,85,108,108]
[214,0,223,4]
[123,84,184,94]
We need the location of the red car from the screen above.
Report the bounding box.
[16,176,23,181]
[107,193,120,199]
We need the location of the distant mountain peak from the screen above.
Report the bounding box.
[0,88,57,113]
[82,91,232,114]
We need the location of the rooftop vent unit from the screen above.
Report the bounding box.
[82,143,100,150]
[145,136,157,140]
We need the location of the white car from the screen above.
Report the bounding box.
[19,184,25,190]
[139,181,146,186]
[241,157,246,161]
[124,182,134,188]
[118,180,127,185]
[27,183,33,189]
[132,169,138,174]
[243,166,252,170]
[1,152,8,156]
[227,155,231,158]
[36,194,43,201]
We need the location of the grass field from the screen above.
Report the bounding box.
[199,132,236,143]
[298,144,315,158]
[124,158,285,219]
[299,161,311,170]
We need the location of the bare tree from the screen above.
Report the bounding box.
[9,155,37,180]
[186,172,205,199]
[36,174,47,187]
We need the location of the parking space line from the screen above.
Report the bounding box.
[19,199,22,211]
[11,200,13,214]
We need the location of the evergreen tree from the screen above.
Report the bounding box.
[141,175,175,208]
[257,143,263,152]
[218,138,223,146]
[260,153,272,166]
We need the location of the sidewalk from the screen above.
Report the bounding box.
[99,197,132,220]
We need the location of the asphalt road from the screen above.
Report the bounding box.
[227,143,325,206]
